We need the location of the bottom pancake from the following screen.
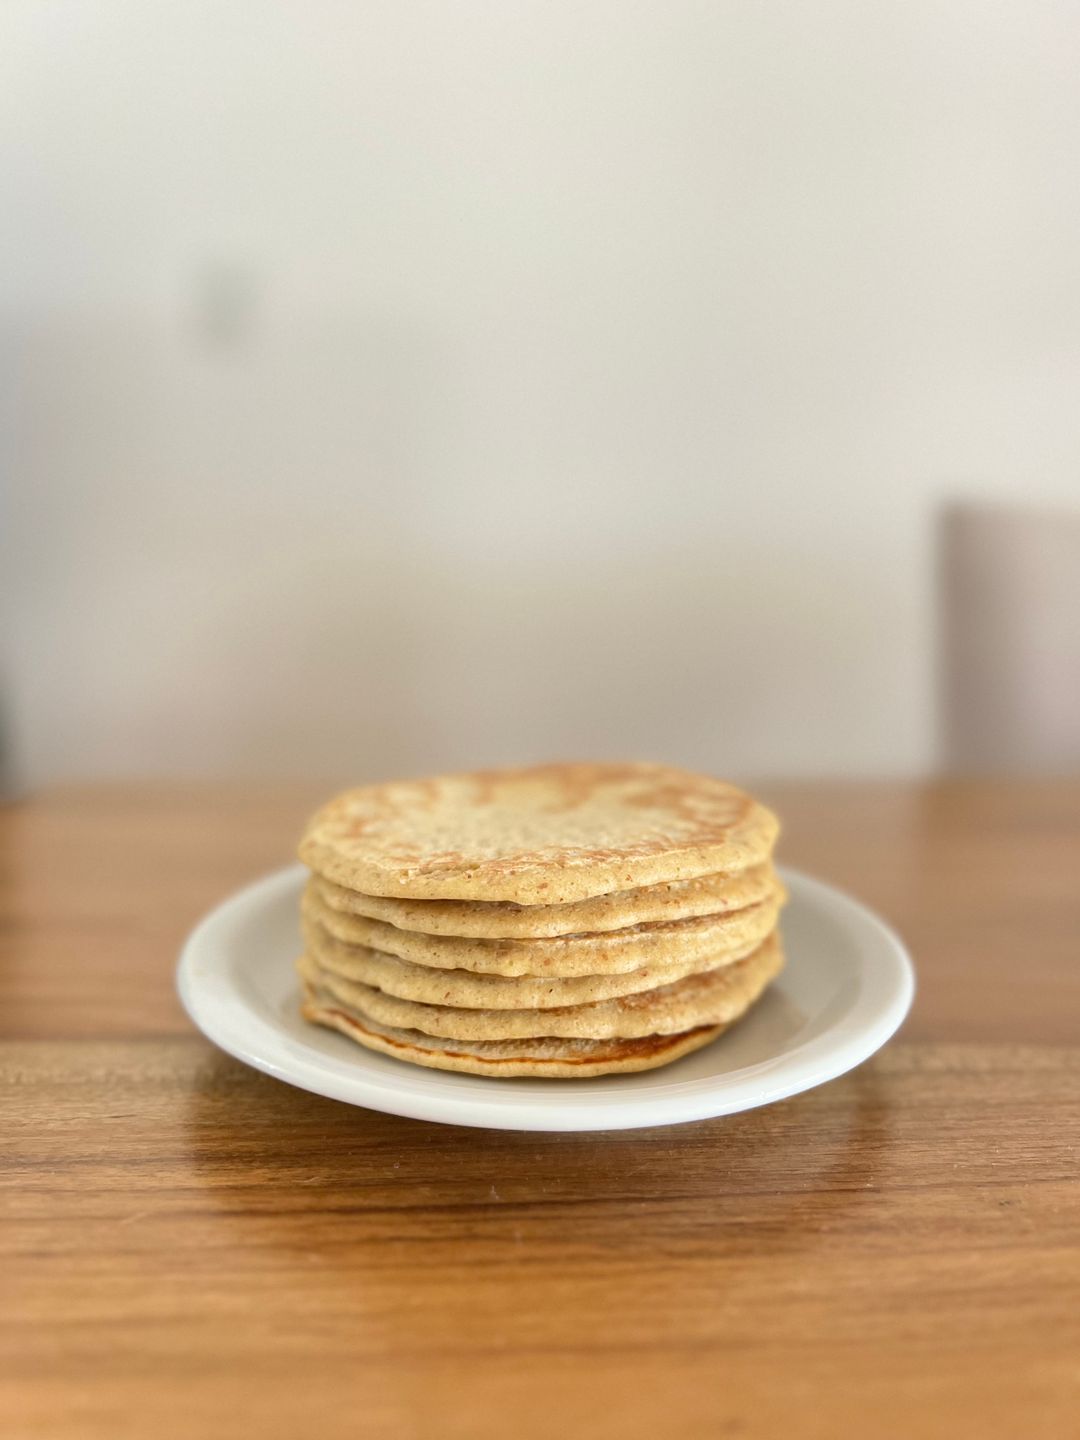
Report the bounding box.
[300,986,727,1077]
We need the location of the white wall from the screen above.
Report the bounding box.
[4,1,1080,784]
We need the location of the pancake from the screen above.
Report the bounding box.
[297,931,783,1042]
[302,880,786,978]
[298,762,779,903]
[300,989,727,1077]
[313,862,777,939]
[304,913,771,1009]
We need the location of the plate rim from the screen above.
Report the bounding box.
[177,863,914,1132]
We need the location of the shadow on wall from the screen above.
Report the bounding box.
[939,501,1080,775]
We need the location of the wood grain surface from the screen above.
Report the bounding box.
[4,780,1080,1440]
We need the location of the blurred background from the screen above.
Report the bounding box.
[3,0,1079,791]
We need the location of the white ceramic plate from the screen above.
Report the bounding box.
[177,865,913,1132]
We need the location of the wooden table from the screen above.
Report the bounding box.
[4,781,1079,1440]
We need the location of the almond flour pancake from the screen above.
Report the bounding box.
[299,763,779,903]
[302,880,785,978]
[297,765,785,1079]
[297,933,783,1043]
[303,913,773,1009]
[299,990,727,1077]
[313,862,777,939]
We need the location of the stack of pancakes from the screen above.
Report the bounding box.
[297,763,784,1078]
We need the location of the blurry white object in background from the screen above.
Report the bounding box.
[942,504,1080,774]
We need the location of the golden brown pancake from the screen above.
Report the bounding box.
[313,862,777,939]
[300,988,728,1078]
[302,879,785,978]
[297,932,783,1042]
[297,764,785,1080]
[298,762,779,903]
[304,911,773,1009]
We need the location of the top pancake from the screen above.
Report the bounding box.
[299,762,779,903]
